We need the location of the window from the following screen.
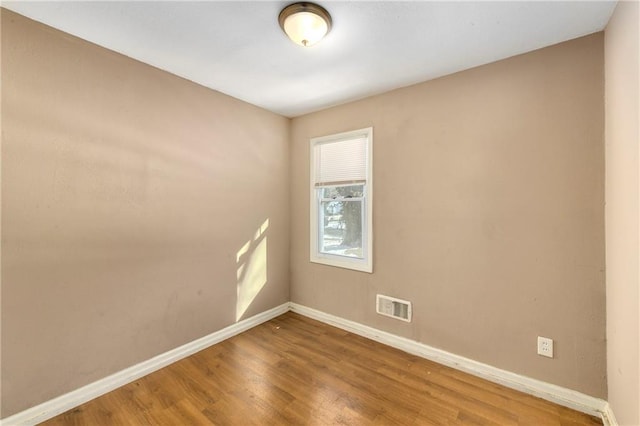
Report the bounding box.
[310,127,373,272]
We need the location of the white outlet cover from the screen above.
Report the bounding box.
[537,336,554,358]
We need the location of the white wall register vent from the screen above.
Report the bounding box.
[376,294,412,322]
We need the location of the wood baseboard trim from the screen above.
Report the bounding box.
[0,302,289,426]
[289,302,609,420]
[600,402,619,426]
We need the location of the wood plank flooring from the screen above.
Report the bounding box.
[42,312,602,425]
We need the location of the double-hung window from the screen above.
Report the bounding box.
[310,127,373,273]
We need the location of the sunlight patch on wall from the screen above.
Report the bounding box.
[236,219,269,321]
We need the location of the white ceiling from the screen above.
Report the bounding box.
[3,1,617,117]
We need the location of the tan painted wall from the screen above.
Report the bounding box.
[605,1,640,424]
[1,9,290,417]
[290,34,606,398]
[2,6,613,418]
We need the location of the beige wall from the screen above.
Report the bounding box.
[290,34,606,398]
[605,1,640,424]
[1,9,290,417]
[2,6,615,419]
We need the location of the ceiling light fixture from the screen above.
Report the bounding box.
[279,2,332,47]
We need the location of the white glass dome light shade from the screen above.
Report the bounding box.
[279,3,332,47]
[283,11,328,46]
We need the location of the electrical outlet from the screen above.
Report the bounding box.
[537,336,553,358]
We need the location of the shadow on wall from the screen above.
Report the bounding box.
[236,218,269,321]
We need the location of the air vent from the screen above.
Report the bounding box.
[376,294,412,322]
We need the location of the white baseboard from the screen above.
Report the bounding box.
[600,402,619,426]
[2,301,615,425]
[289,302,610,420]
[0,302,289,426]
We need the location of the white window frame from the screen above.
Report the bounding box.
[310,127,373,273]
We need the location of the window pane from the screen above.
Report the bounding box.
[321,184,364,199]
[320,199,363,258]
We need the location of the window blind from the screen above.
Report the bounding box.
[314,136,367,187]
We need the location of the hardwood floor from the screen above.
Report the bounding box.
[42,312,602,425]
